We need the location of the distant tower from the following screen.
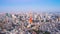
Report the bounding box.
[29,11,33,24]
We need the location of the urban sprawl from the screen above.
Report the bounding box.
[0,12,60,34]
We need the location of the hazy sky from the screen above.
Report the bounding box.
[0,0,60,13]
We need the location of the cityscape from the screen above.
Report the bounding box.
[0,0,60,34]
[0,12,60,34]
